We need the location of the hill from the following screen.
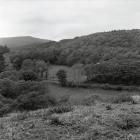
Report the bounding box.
[1,101,140,140]
[0,36,49,49]
[11,29,140,65]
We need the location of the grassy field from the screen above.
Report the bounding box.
[49,83,140,104]
[46,65,140,105]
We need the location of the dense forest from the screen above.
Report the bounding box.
[10,29,140,65]
[8,29,140,85]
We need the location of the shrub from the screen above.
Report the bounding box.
[0,70,20,81]
[16,80,48,97]
[56,69,67,86]
[49,116,63,125]
[0,79,47,99]
[79,130,101,140]
[81,129,127,140]
[58,95,70,105]
[0,104,12,117]
[0,95,13,116]
[131,95,140,104]
[48,105,73,114]
[0,79,54,115]
[81,95,101,106]
[0,94,13,105]
[85,60,140,86]
[21,59,34,71]
[106,104,112,110]
[111,94,133,103]
[66,81,76,87]
[0,79,17,99]
[114,113,140,130]
[19,70,38,81]
[12,91,57,111]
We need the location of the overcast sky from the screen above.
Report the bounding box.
[0,0,139,40]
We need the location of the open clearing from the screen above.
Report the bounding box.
[48,65,140,104]
[49,83,140,104]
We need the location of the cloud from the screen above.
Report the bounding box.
[0,0,139,40]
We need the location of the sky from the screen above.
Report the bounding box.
[0,0,139,41]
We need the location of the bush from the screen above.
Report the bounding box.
[49,116,64,126]
[19,70,38,81]
[66,81,77,87]
[114,114,140,130]
[0,104,12,117]
[21,59,34,71]
[81,129,127,140]
[0,79,54,115]
[85,60,140,86]
[0,95,13,117]
[15,80,48,98]
[111,94,133,103]
[56,69,67,86]
[80,95,101,106]
[48,105,73,114]
[106,104,112,110]
[58,95,70,105]
[0,79,17,99]
[0,70,20,81]
[0,79,47,99]
[12,91,57,111]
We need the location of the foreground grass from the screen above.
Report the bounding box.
[1,101,140,140]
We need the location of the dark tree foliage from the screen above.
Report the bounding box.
[21,59,34,71]
[0,79,16,99]
[13,91,56,111]
[0,70,20,81]
[0,45,9,72]
[9,29,140,67]
[85,60,140,85]
[19,70,38,81]
[0,45,9,54]
[0,79,47,99]
[0,79,56,115]
[0,55,5,72]
[10,54,24,70]
[56,69,67,86]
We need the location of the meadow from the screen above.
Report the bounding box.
[49,83,140,104]
[48,65,140,104]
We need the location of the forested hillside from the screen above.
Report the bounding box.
[10,29,140,65]
[9,29,140,85]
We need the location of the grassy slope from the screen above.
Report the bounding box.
[1,102,140,140]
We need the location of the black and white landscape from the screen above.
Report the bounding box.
[0,0,140,140]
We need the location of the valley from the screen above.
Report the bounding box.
[0,30,140,139]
